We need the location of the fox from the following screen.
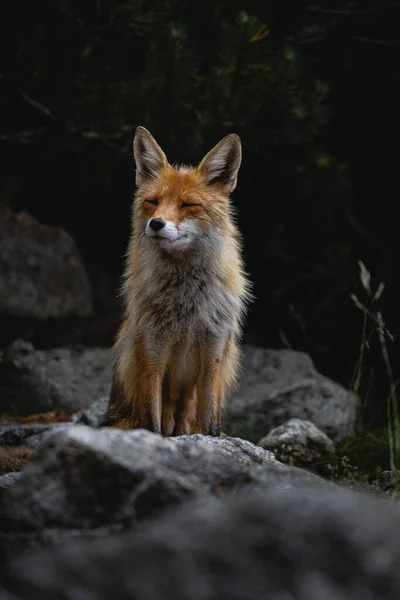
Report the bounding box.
[101,126,251,436]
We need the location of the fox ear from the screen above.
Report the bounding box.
[199,134,242,192]
[133,126,167,185]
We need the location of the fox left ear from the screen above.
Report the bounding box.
[133,126,168,185]
[199,134,242,192]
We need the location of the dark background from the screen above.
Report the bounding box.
[1,0,399,431]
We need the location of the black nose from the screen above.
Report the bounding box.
[149,218,166,232]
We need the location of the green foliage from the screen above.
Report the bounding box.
[0,1,337,164]
[350,261,400,472]
[336,431,391,480]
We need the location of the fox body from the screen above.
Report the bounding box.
[102,127,251,436]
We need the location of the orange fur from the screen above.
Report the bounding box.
[102,127,251,436]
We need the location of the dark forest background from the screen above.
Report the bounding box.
[1,0,400,441]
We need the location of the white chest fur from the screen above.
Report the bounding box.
[134,245,242,342]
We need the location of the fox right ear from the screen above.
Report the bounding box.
[133,127,167,185]
[199,134,242,193]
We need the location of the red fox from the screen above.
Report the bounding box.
[102,127,251,436]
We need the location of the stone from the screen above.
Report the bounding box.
[0,204,92,319]
[0,421,73,446]
[4,478,400,600]
[79,396,109,427]
[0,340,112,413]
[223,345,359,442]
[0,472,21,494]
[0,426,281,531]
[0,425,310,561]
[258,417,335,468]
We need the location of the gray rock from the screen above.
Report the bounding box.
[173,433,281,468]
[0,340,112,412]
[4,480,400,600]
[248,461,327,491]
[0,425,311,560]
[21,424,76,448]
[0,472,21,493]
[258,418,335,469]
[0,204,92,319]
[79,396,109,427]
[0,426,280,529]
[0,421,74,446]
[224,345,359,442]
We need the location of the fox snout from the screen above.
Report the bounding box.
[145,217,194,250]
[149,218,166,232]
[145,217,176,240]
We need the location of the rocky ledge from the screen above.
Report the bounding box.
[0,426,400,600]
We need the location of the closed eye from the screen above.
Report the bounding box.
[145,199,158,206]
[181,202,202,208]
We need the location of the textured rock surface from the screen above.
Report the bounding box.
[224,345,359,442]
[258,418,335,468]
[4,481,400,600]
[0,426,290,560]
[0,421,73,446]
[79,396,109,427]
[0,204,92,319]
[1,425,399,600]
[0,472,21,494]
[0,340,112,412]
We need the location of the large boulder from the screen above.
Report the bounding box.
[3,473,400,600]
[0,340,112,413]
[0,425,322,562]
[224,345,359,442]
[0,204,92,320]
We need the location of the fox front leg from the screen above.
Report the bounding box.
[137,370,163,433]
[136,338,167,434]
[173,387,197,436]
[197,357,222,437]
[101,373,135,429]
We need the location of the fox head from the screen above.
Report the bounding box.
[132,126,242,252]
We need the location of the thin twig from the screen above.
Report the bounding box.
[305,3,400,16]
[0,127,48,143]
[345,34,400,46]
[376,312,400,472]
[20,93,54,117]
